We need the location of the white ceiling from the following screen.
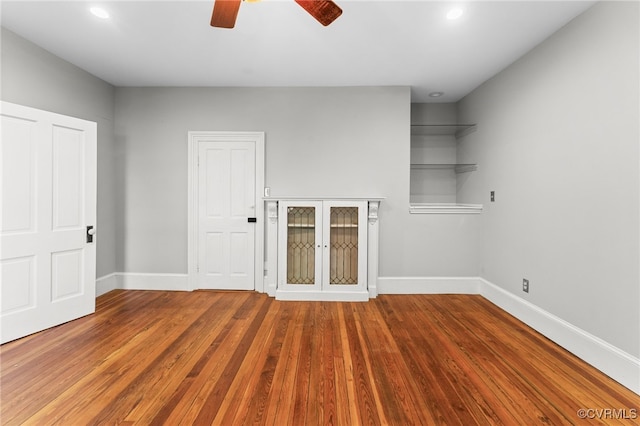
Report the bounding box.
[1,0,596,102]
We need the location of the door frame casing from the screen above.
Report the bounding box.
[187,131,265,292]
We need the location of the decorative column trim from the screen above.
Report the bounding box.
[368,200,380,224]
[264,200,279,296]
[267,200,279,224]
[367,200,380,297]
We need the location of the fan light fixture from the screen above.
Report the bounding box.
[90,7,109,19]
[211,0,342,29]
[446,7,464,20]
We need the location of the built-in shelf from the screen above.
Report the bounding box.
[410,124,477,138]
[410,122,479,211]
[287,224,358,228]
[409,203,483,214]
[410,163,478,173]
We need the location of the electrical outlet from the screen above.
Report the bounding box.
[523,278,529,293]
[490,191,495,202]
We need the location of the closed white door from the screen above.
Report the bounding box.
[1,102,97,344]
[197,141,255,290]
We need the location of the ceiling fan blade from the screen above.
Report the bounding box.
[295,1,343,26]
[211,0,241,28]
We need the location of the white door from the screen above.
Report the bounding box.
[197,141,256,290]
[1,102,97,344]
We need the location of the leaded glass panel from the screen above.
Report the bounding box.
[287,206,316,284]
[329,206,358,285]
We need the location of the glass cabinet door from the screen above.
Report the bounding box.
[323,201,367,291]
[286,206,317,285]
[328,206,360,285]
[278,200,367,294]
[279,201,322,291]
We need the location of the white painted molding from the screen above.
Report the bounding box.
[265,200,279,297]
[409,203,483,214]
[96,273,190,293]
[266,200,278,225]
[367,201,381,297]
[119,273,189,291]
[96,273,119,296]
[275,289,369,302]
[368,200,380,224]
[479,278,640,395]
[265,196,385,201]
[378,276,482,294]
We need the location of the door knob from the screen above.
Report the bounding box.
[247,217,257,223]
[86,226,95,243]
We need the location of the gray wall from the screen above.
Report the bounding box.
[113,87,481,277]
[114,87,408,273]
[1,28,117,278]
[458,1,639,357]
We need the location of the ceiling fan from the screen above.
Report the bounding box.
[210,0,343,28]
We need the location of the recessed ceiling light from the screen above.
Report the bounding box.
[446,7,464,20]
[90,7,110,19]
[429,92,444,98]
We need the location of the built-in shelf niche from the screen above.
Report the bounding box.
[410,124,477,137]
[410,122,481,214]
[410,163,478,173]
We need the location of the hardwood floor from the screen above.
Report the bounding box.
[1,291,638,425]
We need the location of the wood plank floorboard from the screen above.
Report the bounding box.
[1,290,638,425]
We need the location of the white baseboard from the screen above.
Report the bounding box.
[96,273,119,296]
[479,278,640,395]
[275,289,369,302]
[119,273,189,291]
[378,276,481,294]
[95,272,189,294]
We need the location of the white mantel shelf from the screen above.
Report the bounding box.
[410,203,483,214]
[264,196,385,201]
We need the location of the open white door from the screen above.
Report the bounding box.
[1,102,97,344]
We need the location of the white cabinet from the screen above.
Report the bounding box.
[264,198,381,301]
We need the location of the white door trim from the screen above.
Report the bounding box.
[187,131,265,292]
